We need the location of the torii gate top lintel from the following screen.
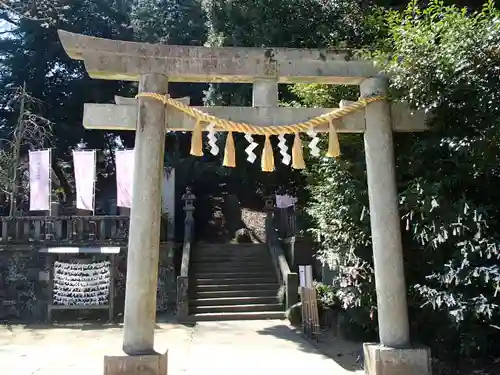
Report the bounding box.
[58,30,382,84]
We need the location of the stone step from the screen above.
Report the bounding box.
[197,244,266,249]
[195,247,268,255]
[191,265,275,273]
[193,283,279,292]
[194,277,275,286]
[189,311,285,322]
[193,249,269,255]
[195,250,269,255]
[191,257,270,264]
[192,272,277,280]
[191,303,283,314]
[191,289,278,299]
[190,296,279,306]
[191,259,270,266]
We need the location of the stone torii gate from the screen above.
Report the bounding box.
[57,30,430,375]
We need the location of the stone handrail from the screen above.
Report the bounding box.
[265,211,299,310]
[180,227,192,277]
[176,222,192,321]
[176,188,195,321]
[0,215,133,249]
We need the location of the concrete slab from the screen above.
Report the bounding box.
[0,320,361,375]
[0,322,193,375]
[184,320,362,375]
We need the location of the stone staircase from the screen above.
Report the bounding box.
[189,243,284,321]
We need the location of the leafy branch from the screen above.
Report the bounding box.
[0,0,69,26]
[0,83,53,215]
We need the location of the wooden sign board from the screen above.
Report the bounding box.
[299,265,320,341]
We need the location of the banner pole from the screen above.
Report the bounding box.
[92,150,96,216]
[48,148,52,216]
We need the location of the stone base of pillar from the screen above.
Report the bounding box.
[363,343,431,375]
[104,351,168,375]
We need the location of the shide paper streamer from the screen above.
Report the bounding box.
[52,261,111,306]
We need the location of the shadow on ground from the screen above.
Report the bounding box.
[257,324,363,372]
[5,313,182,332]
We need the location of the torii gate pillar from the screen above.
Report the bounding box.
[103,74,169,374]
[362,77,431,375]
[123,73,168,356]
[362,77,410,346]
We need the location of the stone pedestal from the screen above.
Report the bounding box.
[363,344,431,375]
[104,351,168,375]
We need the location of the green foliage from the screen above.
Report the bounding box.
[201,0,380,199]
[304,0,500,360]
[132,0,206,45]
[0,0,209,201]
[382,0,500,317]
[314,281,338,310]
[385,1,500,358]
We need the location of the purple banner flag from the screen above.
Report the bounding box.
[29,150,51,211]
[115,150,135,208]
[73,150,96,212]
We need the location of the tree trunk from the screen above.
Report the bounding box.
[9,82,26,216]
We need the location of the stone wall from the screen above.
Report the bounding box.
[0,245,176,323]
[0,251,50,322]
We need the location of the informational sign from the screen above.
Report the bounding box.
[304,265,313,288]
[299,266,306,287]
[299,264,320,340]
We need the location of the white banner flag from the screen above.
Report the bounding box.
[29,150,51,211]
[115,150,135,208]
[73,150,96,212]
[275,194,297,208]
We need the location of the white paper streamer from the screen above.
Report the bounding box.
[307,126,321,157]
[206,123,219,156]
[244,134,258,163]
[277,134,291,165]
[52,261,111,306]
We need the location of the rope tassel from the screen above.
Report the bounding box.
[190,120,204,157]
[292,132,305,169]
[223,131,236,168]
[326,118,340,158]
[261,135,275,172]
